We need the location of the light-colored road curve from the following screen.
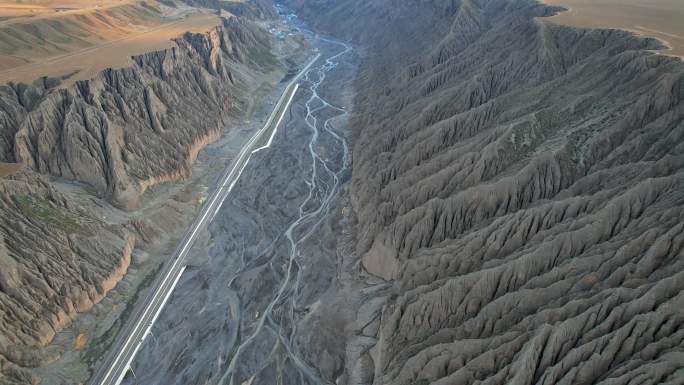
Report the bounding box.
[87,52,321,385]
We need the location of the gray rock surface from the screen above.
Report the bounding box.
[284,0,684,384]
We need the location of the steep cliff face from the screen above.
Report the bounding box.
[287,0,684,384]
[0,16,276,210]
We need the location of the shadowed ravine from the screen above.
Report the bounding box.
[123,32,354,385]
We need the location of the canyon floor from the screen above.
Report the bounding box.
[29,88,280,384]
[120,19,374,385]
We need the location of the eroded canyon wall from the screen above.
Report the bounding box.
[0,16,275,211]
[286,0,684,384]
[0,169,135,384]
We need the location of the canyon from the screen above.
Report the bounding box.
[1,15,276,211]
[1,0,684,384]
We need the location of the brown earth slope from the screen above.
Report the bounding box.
[286,0,684,384]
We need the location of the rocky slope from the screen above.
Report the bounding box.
[285,0,684,384]
[0,169,133,384]
[0,15,275,210]
[0,7,282,384]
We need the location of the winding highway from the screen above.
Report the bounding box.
[87,52,321,385]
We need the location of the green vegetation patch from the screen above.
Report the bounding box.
[195,185,208,209]
[16,195,82,234]
[248,44,279,69]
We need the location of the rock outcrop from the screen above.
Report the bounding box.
[0,15,276,210]
[286,0,684,384]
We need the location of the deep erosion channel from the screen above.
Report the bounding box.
[123,36,354,385]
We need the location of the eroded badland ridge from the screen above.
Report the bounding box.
[2,16,272,211]
[285,0,684,384]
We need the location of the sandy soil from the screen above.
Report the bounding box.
[0,3,54,18]
[541,0,684,58]
[0,13,220,85]
[0,0,136,19]
[0,0,221,85]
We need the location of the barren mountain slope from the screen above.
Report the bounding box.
[0,15,277,210]
[286,0,684,384]
[0,1,163,63]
